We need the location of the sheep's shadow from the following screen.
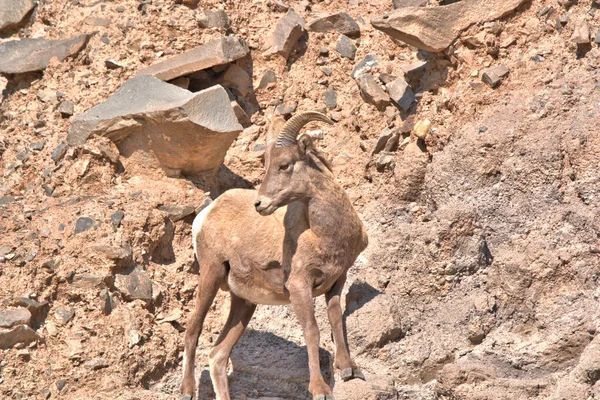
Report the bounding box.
[195,329,333,400]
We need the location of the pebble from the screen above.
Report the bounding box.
[335,34,357,60]
[54,306,75,326]
[111,210,125,227]
[84,358,109,370]
[323,87,337,109]
[320,66,332,76]
[30,139,46,151]
[413,119,431,140]
[74,217,94,234]
[481,65,510,88]
[51,143,68,162]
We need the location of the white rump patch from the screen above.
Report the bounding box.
[192,201,216,257]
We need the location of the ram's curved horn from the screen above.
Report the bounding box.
[275,112,333,148]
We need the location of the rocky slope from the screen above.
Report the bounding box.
[0,0,599,399]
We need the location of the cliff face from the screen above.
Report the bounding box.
[0,0,599,399]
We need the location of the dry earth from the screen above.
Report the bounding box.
[1,0,600,399]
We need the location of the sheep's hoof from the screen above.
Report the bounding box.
[314,395,334,400]
[341,368,365,382]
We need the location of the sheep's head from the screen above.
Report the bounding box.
[255,112,334,216]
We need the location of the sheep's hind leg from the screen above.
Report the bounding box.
[325,275,364,382]
[181,260,227,399]
[209,293,256,400]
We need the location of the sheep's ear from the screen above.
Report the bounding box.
[267,116,286,146]
[297,134,314,158]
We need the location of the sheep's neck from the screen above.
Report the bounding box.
[305,174,363,257]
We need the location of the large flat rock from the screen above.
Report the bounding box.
[137,36,249,81]
[68,75,243,174]
[0,34,90,74]
[0,325,41,349]
[0,0,36,33]
[263,9,305,60]
[371,0,527,52]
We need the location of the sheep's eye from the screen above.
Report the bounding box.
[279,163,290,171]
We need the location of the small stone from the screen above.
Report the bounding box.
[320,66,333,76]
[0,325,41,349]
[51,143,68,162]
[74,217,94,234]
[308,12,360,36]
[376,153,395,171]
[220,64,252,96]
[17,349,30,361]
[55,379,67,392]
[319,47,329,56]
[571,18,591,43]
[323,88,337,109]
[413,119,431,140]
[39,388,51,399]
[481,65,510,88]
[104,59,124,70]
[356,74,390,111]
[257,70,277,90]
[335,35,357,60]
[275,103,297,116]
[54,306,75,326]
[0,195,15,205]
[371,128,394,156]
[352,54,380,78]
[197,9,229,29]
[84,358,109,370]
[157,204,195,222]
[386,77,415,112]
[500,35,517,48]
[0,0,36,33]
[0,308,31,328]
[110,211,124,227]
[595,29,600,44]
[30,139,46,151]
[114,267,153,303]
[393,0,427,7]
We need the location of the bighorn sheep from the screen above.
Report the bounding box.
[181,111,369,400]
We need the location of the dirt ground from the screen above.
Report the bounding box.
[1,0,600,399]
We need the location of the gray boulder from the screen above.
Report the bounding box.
[138,36,249,81]
[0,0,36,33]
[263,9,305,60]
[386,76,415,111]
[372,0,527,52]
[356,74,390,111]
[0,35,91,74]
[197,9,229,29]
[0,307,31,328]
[67,76,242,175]
[114,267,153,304]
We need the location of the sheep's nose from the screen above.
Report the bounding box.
[254,200,261,209]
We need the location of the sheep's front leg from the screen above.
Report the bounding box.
[325,275,364,381]
[287,279,333,400]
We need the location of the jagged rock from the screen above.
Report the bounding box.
[482,65,509,88]
[352,54,380,78]
[275,103,297,116]
[231,101,252,127]
[114,267,153,303]
[84,358,109,370]
[54,306,75,326]
[263,9,305,60]
[376,153,396,171]
[220,64,252,96]
[51,143,68,162]
[393,0,427,8]
[71,273,109,289]
[323,87,337,109]
[308,12,360,37]
[356,74,390,111]
[257,70,277,89]
[335,35,357,60]
[59,100,74,118]
[197,9,229,29]
[91,245,133,270]
[67,76,242,174]
[401,60,427,84]
[570,18,590,44]
[138,36,249,81]
[595,29,600,44]
[157,204,195,222]
[0,325,41,349]
[0,34,90,74]
[0,308,31,328]
[111,211,125,227]
[372,128,395,156]
[372,0,527,52]
[0,0,36,33]
[74,217,94,234]
[104,59,124,70]
[386,76,415,112]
